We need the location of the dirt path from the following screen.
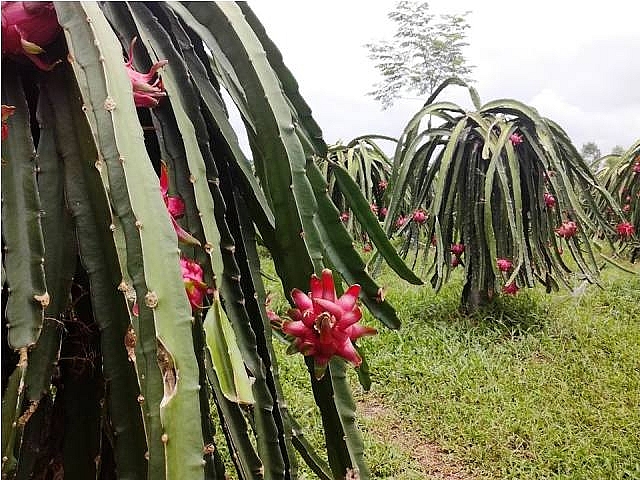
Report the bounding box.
[357,396,478,479]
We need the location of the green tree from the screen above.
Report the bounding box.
[581,141,602,166]
[366,1,473,109]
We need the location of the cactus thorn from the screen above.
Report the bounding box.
[103,96,116,111]
[33,292,50,308]
[135,220,142,229]
[144,291,158,308]
[110,223,116,231]
[161,433,168,444]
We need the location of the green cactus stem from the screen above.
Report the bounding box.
[55,3,205,478]
[1,70,48,351]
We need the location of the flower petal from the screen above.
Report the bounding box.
[337,284,361,311]
[321,269,336,301]
[291,288,313,311]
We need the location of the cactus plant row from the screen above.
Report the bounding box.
[1,2,420,479]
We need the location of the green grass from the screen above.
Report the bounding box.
[262,254,640,479]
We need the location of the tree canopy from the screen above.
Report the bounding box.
[365,1,473,109]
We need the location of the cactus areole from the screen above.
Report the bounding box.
[279,269,376,379]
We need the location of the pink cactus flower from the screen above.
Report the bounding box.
[181,257,209,309]
[280,269,376,378]
[370,203,379,215]
[450,243,465,257]
[509,132,523,146]
[379,207,388,219]
[502,282,519,295]
[340,211,349,223]
[616,221,635,239]
[543,192,556,209]
[378,179,388,191]
[633,161,640,174]
[395,215,408,228]
[160,163,200,245]
[412,209,427,225]
[451,256,460,268]
[555,220,578,239]
[1,105,15,140]
[124,37,168,108]
[362,243,373,253]
[1,1,61,71]
[497,258,513,272]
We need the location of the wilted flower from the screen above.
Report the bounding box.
[616,222,635,239]
[124,37,168,108]
[278,269,376,378]
[1,105,16,140]
[555,221,578,239]
[412,209,427,225]
[509,133,523,146]
[1,1,61,71]
[160,163,200,245]
[633,161,640,174]
[497,258,512,272]
[340,211,349,223]
[450,243,465,257]
[451,256,460,268]
[543,192,556,209]
[181,257,209,309]
[502,282,519,295]
[378,179,388,191]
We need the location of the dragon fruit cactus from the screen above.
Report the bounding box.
[123,37,168,108]
[279,269,376,379]
[1,1,61,70]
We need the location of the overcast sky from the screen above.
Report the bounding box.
[248,0,640,154]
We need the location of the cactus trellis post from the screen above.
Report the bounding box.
[1,2,421,479]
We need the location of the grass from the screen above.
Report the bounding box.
[262,253,640,479]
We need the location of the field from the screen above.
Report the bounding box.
[263,257,640,479]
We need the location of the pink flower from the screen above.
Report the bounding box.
[1,105,15,140]
[370,203,379,215]
[450,243,465,257]
[124,37,168,108]
[412,209,427,225]
[555,221,578,239]
[502,282,519,295]
[509,133,523,146]
[633,161,640,174]
[544,192,556,209]
[340,211,349,223]
[181,257,209,309]
[160,163,200,245]
[1,2,61,71]
[395,215,408,228]
[616,222,635,239]
[451,256,460,268]
[379,207,388,219]
[497,258,512,272]
[378,179,388,191]
[280,269,376,378]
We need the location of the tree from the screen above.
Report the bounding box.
[366,1,473,109]
[581,141,602,165]
[611,145,625,155]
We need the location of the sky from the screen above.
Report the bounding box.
[248,0,640,155]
